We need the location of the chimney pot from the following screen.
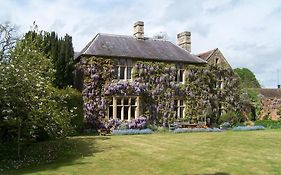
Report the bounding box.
[177,31,191,52]
[133,21,144,40]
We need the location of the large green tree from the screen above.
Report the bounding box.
[25,24,74,88]
[234,68,260,88]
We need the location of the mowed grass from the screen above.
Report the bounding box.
[3,129,281,175]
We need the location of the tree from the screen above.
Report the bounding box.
[0,27,75,157]
[24,23,75,88]
[234,68,260,88]
[0,22,18,62]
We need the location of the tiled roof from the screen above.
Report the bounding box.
[257,88,281,98]
[76,33,206,64]
[196,48,217,61]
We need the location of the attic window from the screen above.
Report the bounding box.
[114,58,133,80]
[215,58,219,65]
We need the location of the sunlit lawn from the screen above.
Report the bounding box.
[2,129,281,175]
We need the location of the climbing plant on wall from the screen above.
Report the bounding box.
[79,56,242,129]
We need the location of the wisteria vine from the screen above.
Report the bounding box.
[79,56,241,129]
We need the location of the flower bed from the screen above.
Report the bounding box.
[232,125,265,131]
[173,128,221,133]
[112,129,153,135]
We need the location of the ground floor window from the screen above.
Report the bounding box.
[174,99,185,119]
[107,96,140,120]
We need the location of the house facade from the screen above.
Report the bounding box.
[75,21,238,127]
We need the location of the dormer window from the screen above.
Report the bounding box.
[114,58,133,80]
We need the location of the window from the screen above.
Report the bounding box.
[215,58,219,65]
[174,99,185,119]
[175,64,185,83]
[108,96,139,120]
[108,99,113,119]
[114,58,133,80]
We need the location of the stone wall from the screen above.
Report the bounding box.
[259,97,281,120]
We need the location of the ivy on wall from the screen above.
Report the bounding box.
[79,56,241,129]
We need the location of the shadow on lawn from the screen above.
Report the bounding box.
[1,136,113,175]
[189,173,229,175]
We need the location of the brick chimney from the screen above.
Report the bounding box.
[177,31,191,52]
[133,21,144,40]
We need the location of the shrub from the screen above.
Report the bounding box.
[220,122,231,130]
[232,126,265,131]
[254,120,281,129]
[218,111,245,125]
[173,128,221,133]
[112,129,153,135]
[128,117,147,129]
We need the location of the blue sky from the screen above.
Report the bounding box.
[0,0,280,88]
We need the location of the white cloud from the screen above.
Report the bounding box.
[0,0,280,87]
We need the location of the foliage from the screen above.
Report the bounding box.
[79,57,115,129]
[173,128,221,133]
[55,87,84,133]
[219,122,231,130]
[232,125,265,131]
[26,23,75,88]
[79,57,242,129]
[0,28,75,144]
[254,120,281,129]
[185,65,241,124]
[234,68,260,88]
[278,106,281,117]
[218,111,245,125]
[112,129,153,135]
[127,117,147,129]
[0,22,18,62]
[0,137,95,172]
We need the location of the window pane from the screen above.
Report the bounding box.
[124,98,129,105]
[124,106,129,120]
[109,99,113,105]
[131,106,136,119]
[114,66,119,79]
[117,106,122,119]
[179,70,184,82]
[127,67,132,79]
[131,98,136,105]
[117,99,122,105]
[180,107,184,118]
[119,58,126,65]
[108,106,113,119]
[120,67,125,79]
[180,100,183,106]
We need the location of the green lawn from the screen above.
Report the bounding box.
[2,129,281,175]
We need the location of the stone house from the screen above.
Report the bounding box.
[74,21,234,124]
[257,88,281,120]
[197,48,232,69]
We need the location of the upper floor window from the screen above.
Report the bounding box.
[175,64,185,83]
[114,58,133,80]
